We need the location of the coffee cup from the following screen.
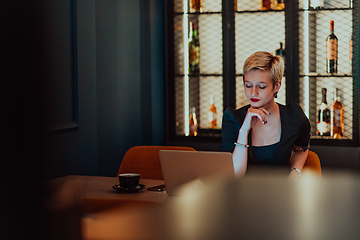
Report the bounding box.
[119,173,140,189]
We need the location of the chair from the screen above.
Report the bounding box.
[117,146,196,180]
[301,150,322,177]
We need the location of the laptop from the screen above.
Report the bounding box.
[159,150,235,196]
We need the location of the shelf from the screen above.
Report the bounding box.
[311,135,348,140]
[235,9,284,13]
[174,11,221,15]
[175,73,223,77]
[299,7,352,12]
[300,73,353,77]
[310,137,357,147]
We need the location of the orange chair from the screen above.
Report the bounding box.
[302,150,321,176]
[117,146,196,180]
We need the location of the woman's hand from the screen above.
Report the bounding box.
[241,107,271,132]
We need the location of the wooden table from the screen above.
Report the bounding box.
[46,175,168,240]
[81,172,360,240]
[48,172,360,240]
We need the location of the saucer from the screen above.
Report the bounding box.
[113,184,146,193]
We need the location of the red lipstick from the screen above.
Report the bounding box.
[250,98,260,102]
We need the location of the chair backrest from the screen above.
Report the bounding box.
[117,146,196,180]
[302,150,322,176]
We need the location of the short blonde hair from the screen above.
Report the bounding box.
[243,51,284,87]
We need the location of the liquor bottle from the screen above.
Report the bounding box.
[326,20,338,74]
[275,42,285,60]
[332,88,344,139]
[191,0,202,12]
[189,107,198,136]
[209,97,217,129]
[317,88,331,136]
[189,22,200,74]
[272,0,285,10]
[261,0,271,10]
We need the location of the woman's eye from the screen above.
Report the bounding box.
[259,85,267,89]
[245,84,252,88]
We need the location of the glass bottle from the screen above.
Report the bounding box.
[275,42,285,60]
[191,0,202,12]
[261,0,271,10]
[326,20,338,74]
[332,88,344,139]
[189,22,200,74]
[272,0,285,10]
[189,107,198,136]
[317,88,331,136]
[209,97,217,129]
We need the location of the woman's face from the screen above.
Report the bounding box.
[243,69,280,108]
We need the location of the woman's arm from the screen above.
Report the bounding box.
[289,149,308,178]
[232,128,249,177]
[289,104,311,178]
[232,107,270,178]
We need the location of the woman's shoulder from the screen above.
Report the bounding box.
[279,102,305,115]
[223,105,250,123]
[279,102,309,124]
[224,105,250,117]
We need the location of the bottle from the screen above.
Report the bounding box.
[332,88,344,139]
[317,88,331,136]
[272,0,285,10]
[209,97,217,129]
[326,20,338,74]
[275,42,285,60]
[189,107,198,136]
[189,22,200,74]
[261,0,271,10]
[191,0,202,12]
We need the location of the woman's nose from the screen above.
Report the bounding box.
[251,87,258,97]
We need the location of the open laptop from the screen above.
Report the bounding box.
[159,150,235,196]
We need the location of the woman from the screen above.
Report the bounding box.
[221,51,310,178]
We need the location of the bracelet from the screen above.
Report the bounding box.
[291,168,301,177]
[234,142,249,148]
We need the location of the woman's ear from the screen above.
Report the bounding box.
[274,81,281,93]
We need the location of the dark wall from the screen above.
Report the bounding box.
[43,0,98,178]
[43,0,164,178]
[95,0,164,177]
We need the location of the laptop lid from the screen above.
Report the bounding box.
[159,150,235,196]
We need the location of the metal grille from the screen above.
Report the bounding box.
[199,14,222,75]
[298,1,354,140]
[235,8,286,109]
[171,0,358,142]
[174,15,184,75]
[199,76,223,129]
[175,76,185,135]
[174,0,224,136]
[235,12,285,74]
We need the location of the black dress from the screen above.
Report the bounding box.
[221,103,311,172]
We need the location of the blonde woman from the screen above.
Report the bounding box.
[221,51,310,178]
